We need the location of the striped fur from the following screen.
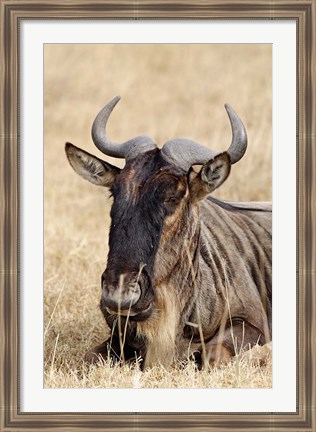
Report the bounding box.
[148,195,272,366]
[66,144,272,368]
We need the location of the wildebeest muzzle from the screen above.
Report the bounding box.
[101,268,153,319]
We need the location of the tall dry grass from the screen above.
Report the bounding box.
[44,44,272,388]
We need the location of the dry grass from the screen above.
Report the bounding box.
[44,44,272,388]
[46,356,272,389]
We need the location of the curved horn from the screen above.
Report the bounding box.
[225,103,247,164]
[161,104,247,171]
[91,96,157,159]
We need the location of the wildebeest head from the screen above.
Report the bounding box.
[65,96,247,322]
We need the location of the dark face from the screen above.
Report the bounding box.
[101,149,188,320]
[65,143,231,324]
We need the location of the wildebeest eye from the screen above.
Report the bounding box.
[159,178,186,207]
[167,196,178,204]
[163,195,181,208]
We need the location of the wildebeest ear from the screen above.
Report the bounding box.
[65,142,120,187]
[189,152,231,202]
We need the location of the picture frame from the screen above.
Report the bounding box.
[1,1,315,431]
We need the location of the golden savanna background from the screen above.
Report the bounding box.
[44,44,272,388]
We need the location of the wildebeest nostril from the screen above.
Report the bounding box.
[130,282,141,294]
[102,280,141,311]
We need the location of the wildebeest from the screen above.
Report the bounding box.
[65,96,272,369]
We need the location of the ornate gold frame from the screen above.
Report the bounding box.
[1,1,315,430]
